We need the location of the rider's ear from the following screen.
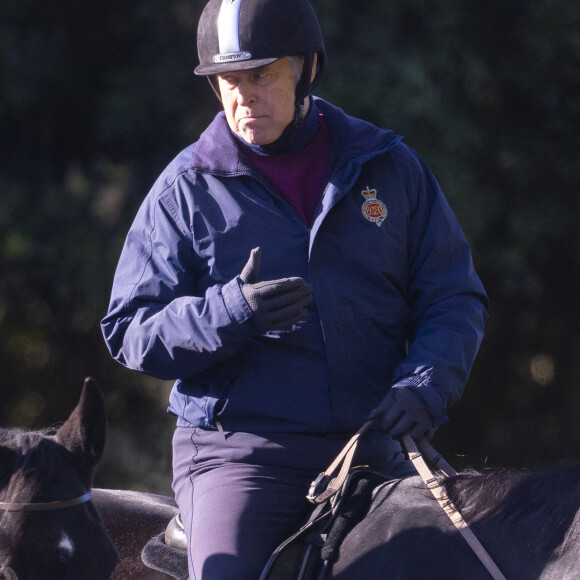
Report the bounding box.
[55,377,107,485]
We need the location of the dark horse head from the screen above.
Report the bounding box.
[0,378,119,580]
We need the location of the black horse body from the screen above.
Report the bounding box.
[2,379,580,579]
[93,465,580,579]
[330,470,580,579]
[92,488,178,580]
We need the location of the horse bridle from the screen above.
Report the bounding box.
[0,491,93,579]
[0,491,92,513]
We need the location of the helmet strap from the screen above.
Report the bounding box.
[294,51,315,127]
[208,75,222,101]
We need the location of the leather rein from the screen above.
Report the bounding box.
[307,421,508,580]
[0,492,92,513]
[401,434,507,580]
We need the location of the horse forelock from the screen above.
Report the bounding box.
[0,428,63,504]
[0,426,118,579]
[445,464,580,555]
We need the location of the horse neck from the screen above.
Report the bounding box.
[446,465,580,555]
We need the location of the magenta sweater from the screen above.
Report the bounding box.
[243,114,332,227]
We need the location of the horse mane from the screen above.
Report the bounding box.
[0,426,56,447]
[443,464,580,555]
[0,427,59,500]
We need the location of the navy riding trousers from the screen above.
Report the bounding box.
[172,427,413,580]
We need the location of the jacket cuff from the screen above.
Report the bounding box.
[222,276,253,326]
[391,367,449,428]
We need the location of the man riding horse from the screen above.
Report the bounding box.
[101,0,489,577]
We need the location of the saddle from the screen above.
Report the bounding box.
[141,428,506,580]
[141,420,386,580]
[141,513,188,580]
[258,467,388,580]
[140,467,386,580]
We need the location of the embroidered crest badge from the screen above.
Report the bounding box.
[361,186,387,227]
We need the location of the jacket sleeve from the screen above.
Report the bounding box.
[101,176,257,381]
[389,148,489,428]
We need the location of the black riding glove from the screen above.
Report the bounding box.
[240,247,312,333]
[369,387,435,442]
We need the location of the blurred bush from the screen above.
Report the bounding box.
[1,0,579,493]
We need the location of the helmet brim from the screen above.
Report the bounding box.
[194,57,280,76]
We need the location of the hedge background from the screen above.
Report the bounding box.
[1,0,579,494]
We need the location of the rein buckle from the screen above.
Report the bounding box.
[306,472,330,502]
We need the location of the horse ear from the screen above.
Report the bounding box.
[55,377,107,480]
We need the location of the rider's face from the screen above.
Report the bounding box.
[218,57,304,146]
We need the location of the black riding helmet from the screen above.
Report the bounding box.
[195,0,326,124]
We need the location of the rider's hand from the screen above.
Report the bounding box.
[240,247,312,332]
[369,387,435,441]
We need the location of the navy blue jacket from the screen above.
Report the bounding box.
[101,98,489,434]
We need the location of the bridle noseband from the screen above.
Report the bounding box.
[0,492,92,513]
[0,491,94,579]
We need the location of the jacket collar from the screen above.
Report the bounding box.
[190,97,402,176]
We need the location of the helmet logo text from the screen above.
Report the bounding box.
[213,51,252,64]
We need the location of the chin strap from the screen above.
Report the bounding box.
[294,102,306,127]
[208,75,222,101]
[294,50,318,126]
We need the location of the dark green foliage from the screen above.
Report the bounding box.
[1,0,579,492]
